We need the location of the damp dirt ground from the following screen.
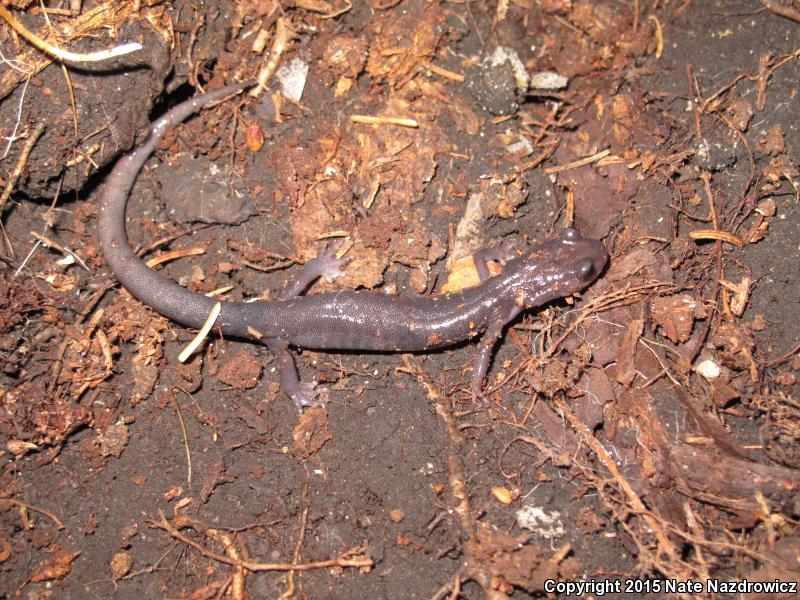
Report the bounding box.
[1,1,799,598]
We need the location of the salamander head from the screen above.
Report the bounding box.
[514,227,608,308]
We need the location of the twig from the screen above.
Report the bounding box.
[145,245,206,268]
[206,529,246,600]
[279,483,311,600]
[178,302,220,363]
[151,512,372,572]
[688,229,743,247]
[759,0,800,22]
[762,342,800,368]
[424,62,465,82]
[350,114,419,128]
[552,397,680,562]
[171,389,193,486]
[544,149,610,174]
[29,231,90,270]
[687,172,723,365]
[250,17,294,97]
[0,5,141,64]
[0,121,45,215]
[0,498,64,529]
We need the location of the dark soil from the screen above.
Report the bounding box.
[1,1,799,599]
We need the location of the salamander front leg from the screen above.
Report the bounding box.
[265,338,325,411]
[283,243,350,298]
[472,240,520,282]
[470,305,523,406]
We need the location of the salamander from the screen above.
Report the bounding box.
[98,80,608,411]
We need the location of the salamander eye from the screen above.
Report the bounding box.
[562,228,578,240]
[577,258,595,281]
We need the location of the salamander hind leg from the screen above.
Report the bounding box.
[267,244,349,411]
[265,339,326,412]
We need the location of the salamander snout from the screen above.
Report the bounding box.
[559,229,607,280]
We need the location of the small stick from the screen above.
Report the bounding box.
[350,114,419,128]
[552,397,680,562]
[0,5,141,64]
[145,246,206,268]
[152,512,372,572]
[0,498,64,529]
[0,121,45,215]
[171,389,193,486]
[250,17,293,98]
[544,149,610,174]
[688,229,743,247]
[178,302,221,363]
[424,62,465,82]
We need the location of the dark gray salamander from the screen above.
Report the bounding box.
[98,80,608,411]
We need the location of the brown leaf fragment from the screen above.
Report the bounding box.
[293,407,332,454]
[174,353,203,393]
[531,401,580,454]
[526,358,577,397]
[720,277,751,317]
[6,439,39,456]
[712,322,758,380]
[464,521,579,594]
[199,459,234,505]
[710,378,741,408]
[605,244,672,284]
[163,486,183,502]
[130,359,159,404]
[756,124,785,155]
[235,403,271,435]
[96,423,129,458]
[725,96,754,131]
[294,0,333,14]
[366,4,444,87]
[120,524,138,548]
[651,295,707,344]
[0,538,9,564]
[614,318,643,387]
[538,0,572,14]
[30,548,81,582]
[573,367,614,429]
[576,506,604,535]
[322,34,367,78]
[763,154,799,184]
[216,352,262,389]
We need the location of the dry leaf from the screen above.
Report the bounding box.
[614,318,643,386]
[756,124,785,155]
[651,295,707,344]
[97,424,129,458]
[293,407,332,454]
[31,548,81,582]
